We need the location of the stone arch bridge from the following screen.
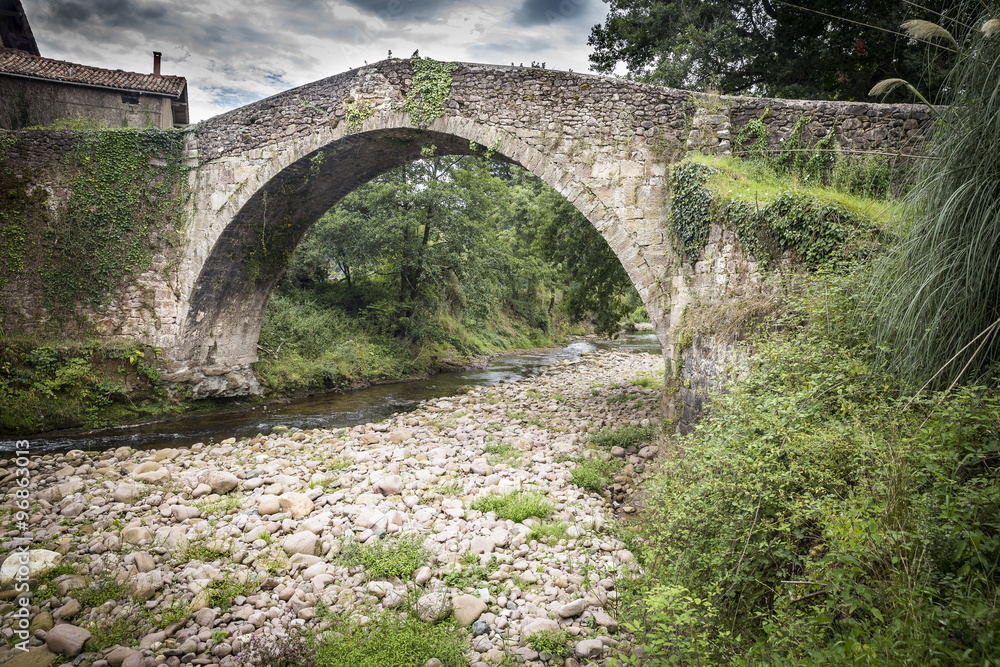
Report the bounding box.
[0,59,931,401]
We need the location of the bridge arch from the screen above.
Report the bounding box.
[172,107,670,396]
[163,60,689,396]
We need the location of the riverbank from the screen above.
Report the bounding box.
[0,348,665,667]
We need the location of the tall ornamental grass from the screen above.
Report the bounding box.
[872,3,1000,388]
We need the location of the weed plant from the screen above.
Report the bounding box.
[570,456,620,493]
[591,425,656,449]
[469,490,553,522]
[337,533,429,579]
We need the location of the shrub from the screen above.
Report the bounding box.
[570,457,620,493]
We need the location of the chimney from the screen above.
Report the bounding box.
[153,51,162,77]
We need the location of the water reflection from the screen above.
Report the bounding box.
[1,332,660,456]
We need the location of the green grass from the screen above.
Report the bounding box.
[590,425,656,449]
[84,601,189,651]
[689,153,906,235]
[434,481,465,496]
[526,629,573,658]
[527,521,572,545]
[172,539,232,566]
[337,533,429,579]
[205,574,263,607]
[631,373,662,389]
[194,495,243,516]
[469,490,554,522]
[442,556,501,590]
[312,611,469,667]
[484,442,521,465]
[570,457,620,493]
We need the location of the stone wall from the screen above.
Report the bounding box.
[0,129,184,344]
[686,91,933,158]
[0,59,938,400]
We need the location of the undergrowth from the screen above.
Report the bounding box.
[616,267,1000,666]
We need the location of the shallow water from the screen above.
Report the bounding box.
[1,332,661,456]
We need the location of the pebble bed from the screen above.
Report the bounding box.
[0,349,665,667]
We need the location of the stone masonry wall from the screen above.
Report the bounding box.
[0,59,938,400]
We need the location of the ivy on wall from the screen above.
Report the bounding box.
[402,57,458,128]
[669,162,716,264]
[669,159,881,270]
[41,129,188,310]
[0,131,46,291]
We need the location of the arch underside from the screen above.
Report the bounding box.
[178,124,659,389]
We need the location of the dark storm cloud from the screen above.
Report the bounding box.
[339,0,463,22]
[35,0,174,31]
[512,0,589,27]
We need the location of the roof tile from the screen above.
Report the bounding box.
[0,47,186,98]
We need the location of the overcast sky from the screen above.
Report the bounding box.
[23,0,611,122]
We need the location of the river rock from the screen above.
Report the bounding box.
[45,624,91,656]
[558,598,587,618]
[452,595,487,626]
[122,526,152,544]
[279,492,314,518]
[374,474,403,496]
[205,470,240,495]
[283,531,318,556]
[574,639,604,659]
[415,592,450,622]
[112,483,144,503]
[4,647,58,667]
[1,550,62,587]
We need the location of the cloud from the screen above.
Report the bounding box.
[19,0,610,122]
[511,0,591,27]
[339,0,465,23]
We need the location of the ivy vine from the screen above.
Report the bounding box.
[41,128,188,309]
[402,57,458,128]
[343,98,373,132]
[669,161,716,265]
[669,159,881,270]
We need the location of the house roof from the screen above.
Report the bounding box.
[0,47,186,98]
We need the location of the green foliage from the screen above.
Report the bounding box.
[84,600,188,651]
[442,555,501,589]
[669,161,715,263]
[337,533,429,579]
[527,521,571,545]
[311,610,469,667]
[402,57,458,128]
[42,129,187,309]
[469,490,554,522]
[526,629,573,658]
[590,424,656,449]
[343,98,373,132]
[206,573,262,607]
[871,1,1000,389]
[0,336,165,434]
[570,455,621,493]
[588,0,962,102]
[670,156,884,268]
[483,441,521,465]
[625,268,1000,666]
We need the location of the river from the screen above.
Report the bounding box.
[1,332,660,455]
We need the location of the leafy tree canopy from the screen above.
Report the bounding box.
[588,0,967,101]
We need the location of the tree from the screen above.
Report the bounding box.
[588,0,965,101]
